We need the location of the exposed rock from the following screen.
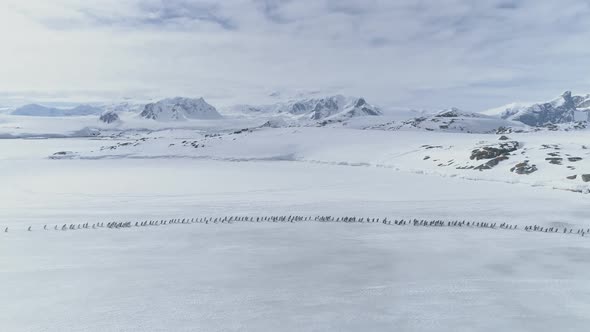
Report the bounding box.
[474,155,509,171]
[99,110,120,124]
[498,135,510,140]
[567,175,578,180]
[510,161,538,175]
[545,157,563,165]
[582,174,590,182]
[470,141,519,160]
[49,151,78,160]
[568,157,583,162]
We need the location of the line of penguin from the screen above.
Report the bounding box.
[3,216,589,238]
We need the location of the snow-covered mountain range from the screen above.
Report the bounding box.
[3,90,590,134]
[483,91,590,126]
[1,90,589,195]
[232,95,381,122]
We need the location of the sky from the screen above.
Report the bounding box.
[2,0,590,111]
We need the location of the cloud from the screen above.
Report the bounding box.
[2,0,590,110]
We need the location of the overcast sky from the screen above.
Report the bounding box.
[2,0,590,110]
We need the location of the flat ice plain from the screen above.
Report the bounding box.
[1,137,590,331]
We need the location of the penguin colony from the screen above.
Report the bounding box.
[3,216,589,238]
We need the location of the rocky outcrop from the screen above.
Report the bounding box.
[99,111,120,124]
[582,174,590,182]
[470,141,520,160]
[474,155,509,171]
[510,161,538,175]
[545,157,563,165]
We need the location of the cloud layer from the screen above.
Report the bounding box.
[2,0,590,110]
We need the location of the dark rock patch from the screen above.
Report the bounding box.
[99,111,120,124]
[510,161,538,175]
[545,157,563,165]
[422,145,443,150]
[470,141,519,160]
[474,155,509,171]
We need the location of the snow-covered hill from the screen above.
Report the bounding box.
[368,108,526,134]
[12,104,103,117]
[140,97,222,121]
[48,125,590,194]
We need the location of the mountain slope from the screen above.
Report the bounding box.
[235,95,381,124]
[483,91,589,126]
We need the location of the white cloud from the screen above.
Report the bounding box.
[2,0,590,110]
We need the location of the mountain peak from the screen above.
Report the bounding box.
[354,98,367,108]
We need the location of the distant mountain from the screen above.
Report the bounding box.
[323,97,381,120]
[369,107,525,133]
[12,104,103,116]
[239,95,381,122]
[483,91,590,126]
[103,101,145,113]
[139,97,222,121]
